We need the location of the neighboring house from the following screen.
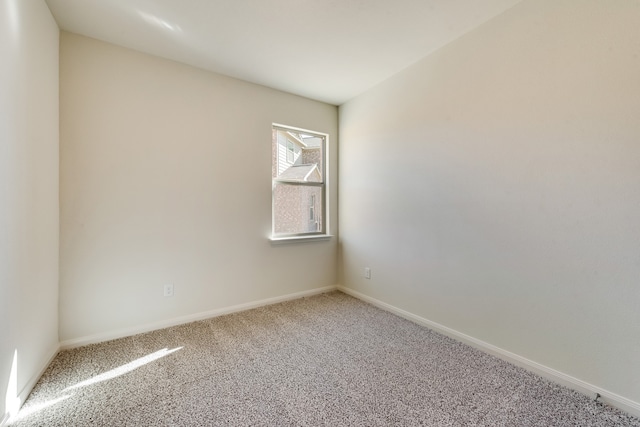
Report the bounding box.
[272,129,324,235]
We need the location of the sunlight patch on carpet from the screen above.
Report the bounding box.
[64,347,183,391]
[10,395,72,423]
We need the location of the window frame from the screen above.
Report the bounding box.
[309,194,315,222]
[271,123,331,242]
[286,139,295,163]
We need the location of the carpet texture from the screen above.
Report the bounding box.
[10,291,640,426]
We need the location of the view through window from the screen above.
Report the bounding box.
[272,125,326,237]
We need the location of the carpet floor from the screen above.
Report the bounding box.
[10,291,640,426]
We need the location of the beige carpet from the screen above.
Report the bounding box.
[10,291,640,426]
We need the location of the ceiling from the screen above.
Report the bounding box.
[45,0,522,105]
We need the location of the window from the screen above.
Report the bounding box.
[286,139,295,163]
[309,194,315,221]
[272,124,327,238]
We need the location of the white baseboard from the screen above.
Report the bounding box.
[60,285,338,350]
[18,343,59,403]
[337,286,640,419]
[2,343,59,427]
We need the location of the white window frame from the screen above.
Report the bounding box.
[286,139,295,163]
[271,123,331,242]
[309,194,315,221]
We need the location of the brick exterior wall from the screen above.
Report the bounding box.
[273,184,322,234]
[301,147,322,179]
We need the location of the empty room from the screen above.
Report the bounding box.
[2,0,639,425]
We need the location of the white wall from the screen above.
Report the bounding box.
[59,33,338,343]
[340,0,640,408]
[0,0,59,422]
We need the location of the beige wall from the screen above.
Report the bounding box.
[59,33,338,343]
[0,0,59,421]
[340,0,640,408]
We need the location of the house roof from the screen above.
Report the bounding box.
[276,164,322,183]
[286,132,322,149]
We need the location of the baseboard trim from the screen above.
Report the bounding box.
[337,286,640,419]
[2,343,59,426]
[60,285,338,350]
[18,343,60,403]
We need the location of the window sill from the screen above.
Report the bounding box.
[269,234,334,244]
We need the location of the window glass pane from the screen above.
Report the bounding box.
[273,182,323,235]
[286,140,295,163]
[273,129,323,182]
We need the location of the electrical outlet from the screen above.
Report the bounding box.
[364,267,371,279]
[164,284,174,297]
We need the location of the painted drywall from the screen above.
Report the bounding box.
[340,0,640,407]
[0,0,59,422]
[59,33,338,342]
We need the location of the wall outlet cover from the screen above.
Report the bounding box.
[164,284,174,297]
